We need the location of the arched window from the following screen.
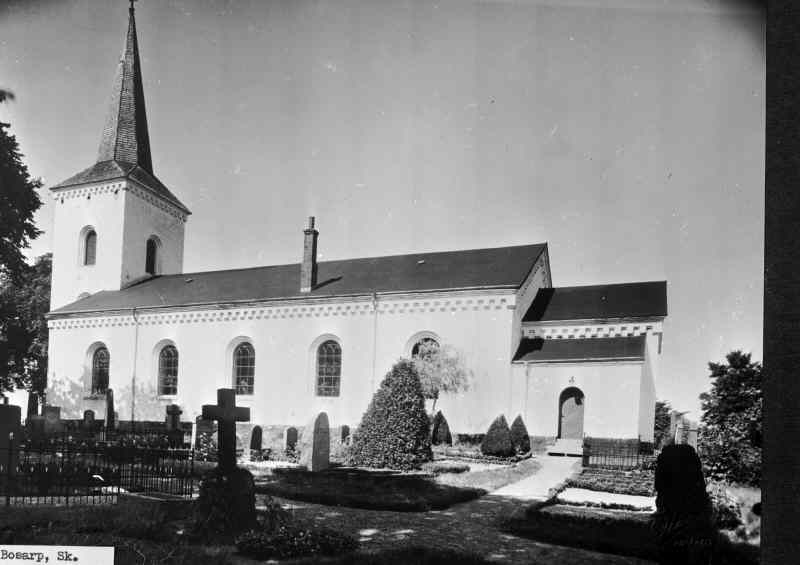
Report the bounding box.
[145,238,158,275]
[233,342,255,395]
[158,345,179,396]
[412,337,439,360]
[84,230,97,265]
[316,340,341,397]
[91,346,109,394]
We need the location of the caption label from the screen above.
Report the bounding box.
[0,546,113,564]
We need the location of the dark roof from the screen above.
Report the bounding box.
[51,160,190,214]
[49,243,547,315]
[513,336,646,363]
[50,7,190,215]
[523,281,667,322]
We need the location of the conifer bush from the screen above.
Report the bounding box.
[480,415,515,457]
[346,359,433,470]
[510,415,531,454]
[431,410,453,446]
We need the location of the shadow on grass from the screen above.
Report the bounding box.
[255,458,541,512]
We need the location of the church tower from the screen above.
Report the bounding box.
[49,3,190,310]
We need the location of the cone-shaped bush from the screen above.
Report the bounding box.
[431,411,453,446]
[347,359,433,470]
[481,415,515,457]
[510,415,531,454]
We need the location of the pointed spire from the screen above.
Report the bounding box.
[96,1,153,174]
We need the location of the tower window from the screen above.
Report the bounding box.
[158,345,178,395]
[84,230,97,265]
[91,346,109,394]
[145,237,158,275]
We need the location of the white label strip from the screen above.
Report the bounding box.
[0,546,114,564]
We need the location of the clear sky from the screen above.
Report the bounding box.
[0,0,764,417]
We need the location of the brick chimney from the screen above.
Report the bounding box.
[300,216,318,293]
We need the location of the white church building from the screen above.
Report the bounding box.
[45,6,666,451]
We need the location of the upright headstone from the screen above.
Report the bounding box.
[105,389,115,431]
[201,388,250,473]
[298,412,330,472]
[285,426,298,452]
[42,405,63,435]
[165,404,183,447]
[249,426,262,452]
[341,424,350,445]
[82,409,95,431]
[0,398,22,476]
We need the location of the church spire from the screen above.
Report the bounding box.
[96,1,153,174]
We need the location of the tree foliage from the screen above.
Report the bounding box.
[0,253,51,396]
[697,350,762,486]
[412,341,472,413]
[430,410,452,446]
[481,414,515,457]
[347,359,432,470]
[0,108,43,284]
[654,400,672,449]
[510,414,531,454]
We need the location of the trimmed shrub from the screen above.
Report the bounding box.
[421,461,470,475]
[346,359,433,470]
[431,411,453,446]
[480,415,515,457]
[510,415,531,454]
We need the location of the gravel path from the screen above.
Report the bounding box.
[260,491,655,564]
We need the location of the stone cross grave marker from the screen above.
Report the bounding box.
[298,412,330,472]
[165,404,182,430]
[202,389,250,473]
[0,398,22,476]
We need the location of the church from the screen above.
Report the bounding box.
[45,5,666,453]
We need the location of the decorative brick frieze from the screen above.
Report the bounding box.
[523,321,663,340]
[50,180,187,222]
[47,292,515,330]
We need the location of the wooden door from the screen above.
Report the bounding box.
[559,388,585,439]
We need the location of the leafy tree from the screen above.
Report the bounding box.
[0,97,42,284]
[412,341,472,413]
[0,253,51,396]
[697,351,762,485]
[654,400,672,449]
[347,359,432,470]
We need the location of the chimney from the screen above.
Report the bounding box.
[300,216,318,292]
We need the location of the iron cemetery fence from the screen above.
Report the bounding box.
[582,437,657,469]
[1,432,196,506]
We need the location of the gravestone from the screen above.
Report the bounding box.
[249,426,262,451]
[341,424,350,445]
[0,398,22,476]
[298,412,330,472]
[285,426,298,452]
[27,414,45,445]
[194,389,256,540]
[165,404,183,447]
[42,405,63,434]
[653,444,714,565]
[105,389,115,431]
[82,409,95,431]
[201,389,249,473]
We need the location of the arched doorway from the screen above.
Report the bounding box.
[558,387,585,439]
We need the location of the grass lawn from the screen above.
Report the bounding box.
[254,458,541,511]
[0,505,492,565]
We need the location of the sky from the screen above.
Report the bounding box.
[0,0,765,417]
